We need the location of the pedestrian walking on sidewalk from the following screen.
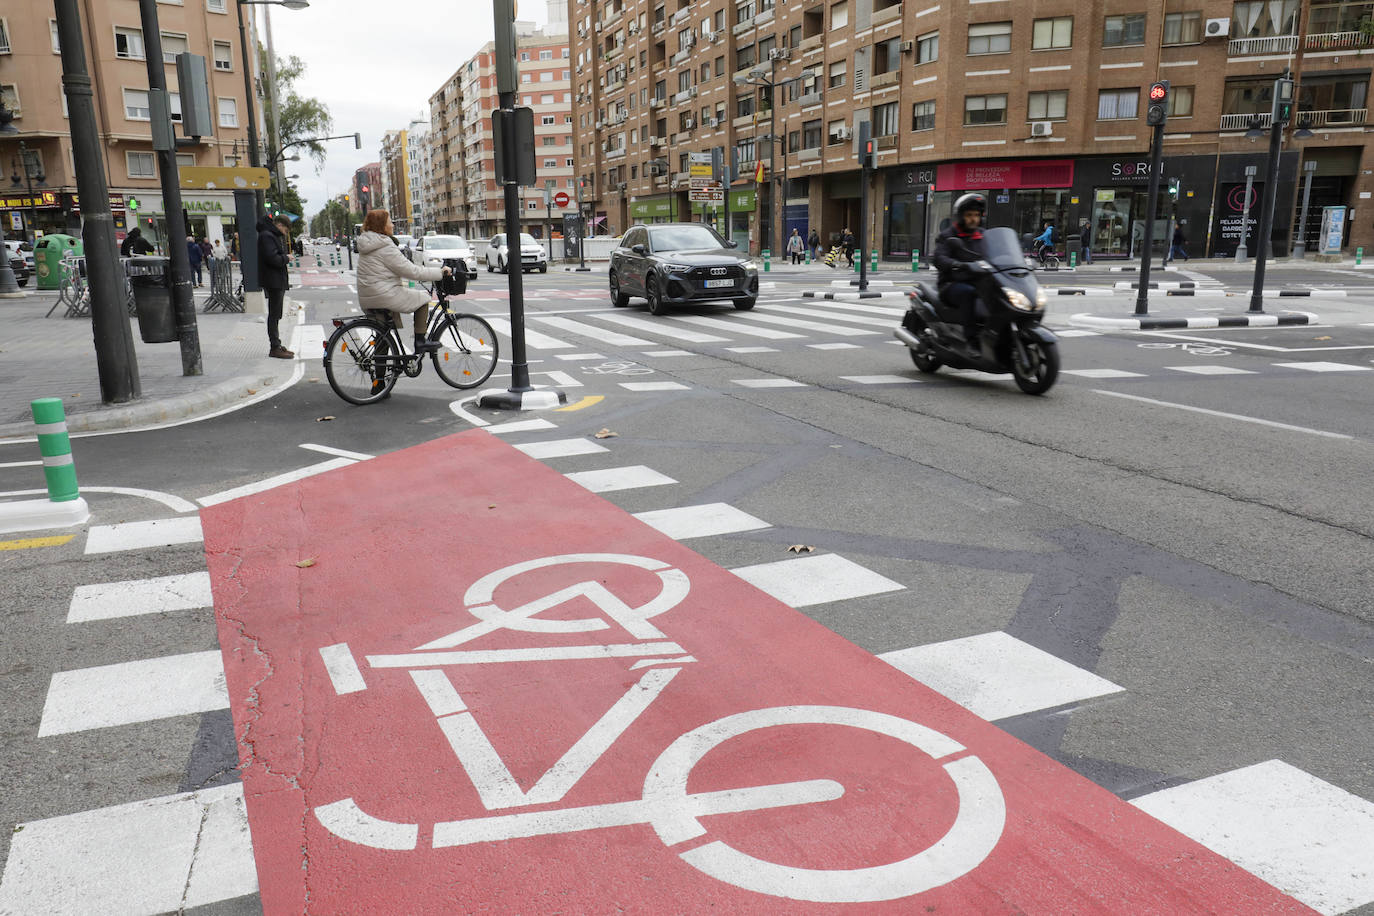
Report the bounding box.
[1170,225,1189,261]
[121,227,153,258]
[258,214,294,359]
[210,239,228,287]
[186,236,204,287]
[786,228,804,265]
[808,227,820,261]
[841,228,855,267]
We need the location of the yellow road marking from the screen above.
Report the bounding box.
[556,395,604,412]
[0,534,77,551]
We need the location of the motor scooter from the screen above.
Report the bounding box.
[895,227,1060,395]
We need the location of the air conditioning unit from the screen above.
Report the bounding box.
[899,39,914,53]
[1030,121,1053,137]
[596,118,606,128]
[1204,17,1230,38]
[578,25,588,37]
[629,22,640,34]
[688,86,698,97]
[618,181,628,190]
[648,135,662,145]
[594,21,603,31]
[707,117,720,128]
[685,32,696,47]
[684,118,695,129]
[650,97,664,108]
[705,29,720,43]
[833,126,851,140]
[768,47,790,61]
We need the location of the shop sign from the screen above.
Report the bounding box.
[1320,206,1346,254]
[1107,160,1153,181]
[68,193,127,212]
[187,200,226,212]
[1095,189,1117,203]
[0,191,59,209]
[897,168,936,186]
[936,160,1073,191]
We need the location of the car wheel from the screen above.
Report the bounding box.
[486,259,493,273]
[609,272,630,308]
[539,264,548,273]
[646,273,668,316]
[733,298,756,311]
[498,257,507,274]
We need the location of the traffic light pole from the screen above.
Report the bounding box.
[1247,118,1284,314]
[1134,81,1170,317]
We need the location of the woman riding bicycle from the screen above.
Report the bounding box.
[356,208,450,355]
[1032,222,1056,264]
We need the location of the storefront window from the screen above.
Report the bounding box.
[1092,190,1132,257]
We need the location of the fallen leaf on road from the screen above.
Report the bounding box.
[316,415,335,422]
[295,558,317,568]
[246,388,258,395]
[488,504,497,509]
[787,545,815,553]
[594,428,618,438]
[1314,336,1332,341]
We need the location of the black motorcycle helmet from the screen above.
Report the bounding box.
[953,193,987,220]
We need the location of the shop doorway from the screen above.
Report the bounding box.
[1013,190,1070,251]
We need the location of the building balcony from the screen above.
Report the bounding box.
[797,147,821,162]
[1303,30,1374,51]
[671,7,692,25]
[606,77,626,93]
[652,19,665,35]
[870,71,898,89]
[1228,34,1298,56]
[798,34,823,53]
[871,3,901,26]
[1298,108,1368,127]
[604,45,624,62]
[605,147,626,159]
[1220,112,1270,130]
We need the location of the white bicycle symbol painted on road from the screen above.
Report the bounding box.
[583,359,655,375]
[314,553,1006,903]
[1137,341,1234,357]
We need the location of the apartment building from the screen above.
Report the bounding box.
[0,0,261,249]
[406,117,433,233]
[353,161,382,215]
[379,129,413,231]
[428,12,575,240]
[570,0,1374,258]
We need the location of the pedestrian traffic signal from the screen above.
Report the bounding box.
[1273,77,1294,124]
[1167,177,1180,200]
[1146,80,1170,126]
[861,138,875,170]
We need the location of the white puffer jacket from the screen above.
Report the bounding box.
[355,231,443,313]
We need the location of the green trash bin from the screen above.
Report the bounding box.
[35,235,83,290]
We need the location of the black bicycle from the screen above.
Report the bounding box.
[323,274,498,405]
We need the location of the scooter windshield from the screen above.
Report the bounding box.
[981,227,1024,268]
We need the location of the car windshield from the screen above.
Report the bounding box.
[425,236,466,248]
[519,234,539,246]
[648,225,723,252]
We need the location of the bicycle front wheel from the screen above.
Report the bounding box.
[324,318,398,405]
[431,313,499,389]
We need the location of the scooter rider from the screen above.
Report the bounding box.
[933,193,990,347]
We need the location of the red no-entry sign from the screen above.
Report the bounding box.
[552,190,570,208]
[204,433,1312,914]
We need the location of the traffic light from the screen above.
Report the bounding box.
[1146,80,1170,126]
[1273,77,1294,124]
[1167,177,1180,200]
[861,137,875,170]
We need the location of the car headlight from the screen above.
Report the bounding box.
[663,263,691,272]
[1003,287,1037,311]
[743,260,761,272]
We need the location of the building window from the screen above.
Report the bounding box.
[827,119,847,143]
[967,21,1012,55]
[542,115,556,125]
[736,0,755,24]
[520,51,530,61]
[963,93,1007,125]
[50,19,61,53]
[1162,11,1201,45]
[566,157,574,166]
[542,136,556,145]
[1167,85,1194,117]
[736,136,755,163]
[828,59,846,89]
[539,71,553,82]
[1103,13,1146,47]
[540,49,553,60]
[1031,16,1072,49]
[916,31,938,63]
[541,93,554,104]
[124,88,151,120]
[207,0,227,12]
[0,84,20,117]
[1097,88,1138,119]
[543,158,558,168]
[0,19,11,54]
[737,42,756,70]
[127,151,156,178]
[912,99,935,130]
[830,0,848,30]
[213,40,232,70]
[217,96,238,127]
[160,32,188,63]
[736,93,755,118]
[1027,89,1068,120]
[176,152,195,167]
[802,118,822,148]
[875,37,901,73]
[872,101,898,135]
[115,26,145,60]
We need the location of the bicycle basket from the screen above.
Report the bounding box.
[438,267,467,297]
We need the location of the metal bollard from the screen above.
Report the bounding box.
[763,249,770,272]
[31,398,79,502]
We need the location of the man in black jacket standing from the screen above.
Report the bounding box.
[257,215,294,358]
[932,193,989,347]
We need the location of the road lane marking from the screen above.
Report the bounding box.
[85,516,204,554]
[1272,361,1373,373]
[1093,390,1354,440]
[300,443,375,460]
[731,553,905,607]
[38,650,228,736]
[1062,368,1148,379]
[555,396,605,412]
[484,418,559,433]
[1164,365,1257,376]
[632,503,771,539]
[724,346,778,353]
[733,378,808,388]
[513,438,609,458]
[620,381,690,391]
[68,572,213,623]
[0,534,76,551]
[533,315,655,346]
[565,466,678,493]
[198,458,357,507]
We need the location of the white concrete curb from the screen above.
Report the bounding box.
[1068,311,1316,330]
[830,279,895,287]
[802,290,911,301]
[1113,280,1196,290]
[0,496,90,536]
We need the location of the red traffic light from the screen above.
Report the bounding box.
[361,185,370,192]
[1149,83,1168,101]
[864,140,875,153]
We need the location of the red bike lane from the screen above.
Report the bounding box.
[202,431,1312,914]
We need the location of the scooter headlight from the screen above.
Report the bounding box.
[1034,287,1048,309]
[1003,287,1036,311]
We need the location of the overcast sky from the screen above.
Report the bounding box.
[264,0,551,221]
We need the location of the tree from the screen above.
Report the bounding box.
[258,47,334,167]
[310,197,352,240]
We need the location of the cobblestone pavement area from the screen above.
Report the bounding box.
[0,287,300,436]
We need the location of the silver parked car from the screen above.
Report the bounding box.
[484,233,548,274]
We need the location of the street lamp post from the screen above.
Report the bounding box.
[1235,164,1258,262]
[0,100,24,298]
[11,143,45,244]
[1293,159,1319,259]
[735,64,788,260]
[1248,75,1296,315]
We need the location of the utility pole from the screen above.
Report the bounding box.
[1249,75,1294,315]
[264,4,284,201]
[1134,80,1169,317]
[1293,159,1318,258]
[857,122,873,292]
[138,0,202,375]
[54,0,141,402]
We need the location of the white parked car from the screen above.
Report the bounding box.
[393,234,417,261]
[415,234,479,279]
[485,233,548,273]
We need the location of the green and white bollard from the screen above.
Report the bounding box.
[871,249,878,271]
[763,249,770,272]
[912,249,919,272]
[32,398,79,502]
[1069,251,1077,268]
[1358,247,1364,266]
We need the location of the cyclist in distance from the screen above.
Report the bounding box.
[932,193,990,349]
[355,209,450,355]
[1032,221,1056,264]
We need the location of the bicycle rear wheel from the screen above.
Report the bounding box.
[431,313,499,389]
[324,318,398,405]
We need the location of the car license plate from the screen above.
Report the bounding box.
[705,278,734,288]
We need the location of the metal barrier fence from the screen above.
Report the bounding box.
[204,258,243,313]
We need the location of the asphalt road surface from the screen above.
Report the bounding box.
[1,251,1371,914]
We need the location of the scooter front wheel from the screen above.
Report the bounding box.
[1012,337,1059,395]
[909,338,943,374]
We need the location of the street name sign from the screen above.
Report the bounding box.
[178,167,273,191]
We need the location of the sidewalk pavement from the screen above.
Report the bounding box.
[0,287,302,440]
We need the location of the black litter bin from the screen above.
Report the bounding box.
[127,256,178,343]
[1066,234,1083,263]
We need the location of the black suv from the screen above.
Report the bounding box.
[609,223,760,315]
